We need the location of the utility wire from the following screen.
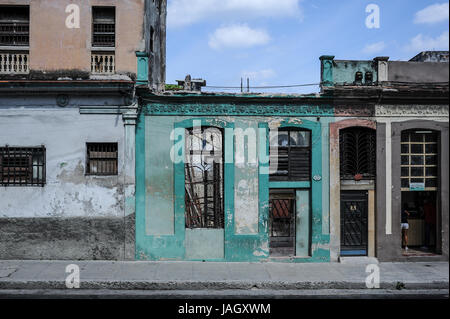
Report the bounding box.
[205,83,320,89]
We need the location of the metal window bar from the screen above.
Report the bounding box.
[269,129,311,181]
[92,7,115,47]
[86,143,118,176]
[339,127,376,180]
[0,6,30,46]
[185,127,224,229]
[0,146,45,186]
[400,131,438,191]
[269,198,295,238]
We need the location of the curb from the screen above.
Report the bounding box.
[0,280,448,291]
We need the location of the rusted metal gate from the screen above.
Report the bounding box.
[269,194,296,256]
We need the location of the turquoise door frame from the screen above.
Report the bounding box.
[136,114,330,262]
[173,118,235,261]
[259,119,330,262]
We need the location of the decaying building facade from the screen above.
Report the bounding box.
[0,1,447,263]
[323,53,448,262]
[135,52,448,263]
[0,0,166,260]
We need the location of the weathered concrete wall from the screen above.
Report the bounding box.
[375,107,449,262]
[388,61,449,83]
[332,60,378,85]
[0,0,145,76]
[137,111,331,262]
[144,0,166,91]
[0,107,134,260]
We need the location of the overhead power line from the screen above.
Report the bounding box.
[205,83,321,90]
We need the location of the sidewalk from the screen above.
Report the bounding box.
[0,260,448,298]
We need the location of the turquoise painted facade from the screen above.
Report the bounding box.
[135,99,334,262]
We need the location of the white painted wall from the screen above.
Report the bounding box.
[0,108,125,218]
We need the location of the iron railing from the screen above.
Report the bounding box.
[86,143,118,176]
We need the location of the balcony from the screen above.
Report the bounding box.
[0,52,29,74]
[91,53,115,74]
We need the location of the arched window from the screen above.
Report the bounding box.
[269,128,311,181]
[339,127,376,180]
[185,127,224,229]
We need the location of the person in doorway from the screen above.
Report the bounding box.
[423,199,437,250]
[401,204,410,251]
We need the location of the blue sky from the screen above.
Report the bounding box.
[166,0,449,93]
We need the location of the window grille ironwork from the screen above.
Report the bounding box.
[269,192,296,257]
[401,130,438,191]
[339,127,376,180]
[92,7,115,47]
[86,143,118,176]
[0,6,29,46]
[185,127,224,229]
[269,129,311,181]
[0,146,45,186]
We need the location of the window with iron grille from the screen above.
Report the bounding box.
[269,129,311,181]
[86,143,118,176]
[185,127,224,229]
[0,6,30,46]
[401,130,438,191]
[339,127,376,180]
[92,7,115,47]
[0,146,45,186]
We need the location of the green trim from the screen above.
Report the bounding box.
[174,118,235,262]
[136,114,330,262]
[143,103,334,116]
[269,181,311,189]
[261,119,330,263]
[136,51,149,85]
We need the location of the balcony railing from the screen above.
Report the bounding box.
[0,52,29,74]
[91,53,115,74]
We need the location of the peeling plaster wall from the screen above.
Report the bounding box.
[0,107,134,260]
[374,111,449,262]
[137,111,331,262]
[333,60,378,85]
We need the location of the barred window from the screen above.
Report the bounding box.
[0,146,45,186]
[185,127,224,229]
[269,129,311,181]
[401,130,438,191]
[92,7,115,47]
[339,127,376,180]
[86,143,118,176]
[0,6,30,46]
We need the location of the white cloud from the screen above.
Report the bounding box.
[362,41,386,54]
[168,0,303,28]
[406,31,449,52]
[414,3,449,24]
[241,69,276,81]
[209,24,271,50]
